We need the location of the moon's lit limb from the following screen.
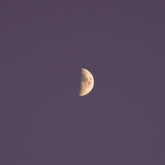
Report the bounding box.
[79,68,94,96]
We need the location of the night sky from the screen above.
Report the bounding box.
[1,0,165,164]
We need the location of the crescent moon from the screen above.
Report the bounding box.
[79,68,94,96]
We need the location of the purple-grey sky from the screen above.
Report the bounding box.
[1,0,165,164]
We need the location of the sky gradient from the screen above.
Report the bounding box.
[1,0,165,164]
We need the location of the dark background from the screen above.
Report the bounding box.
[1,0,165,164]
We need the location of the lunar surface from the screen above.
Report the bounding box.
[79,68,94,96]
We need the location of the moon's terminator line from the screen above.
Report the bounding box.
[79,68,94,96]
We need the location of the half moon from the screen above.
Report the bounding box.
[79,68,94,96]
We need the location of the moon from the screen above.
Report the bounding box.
[79,68,94,96]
